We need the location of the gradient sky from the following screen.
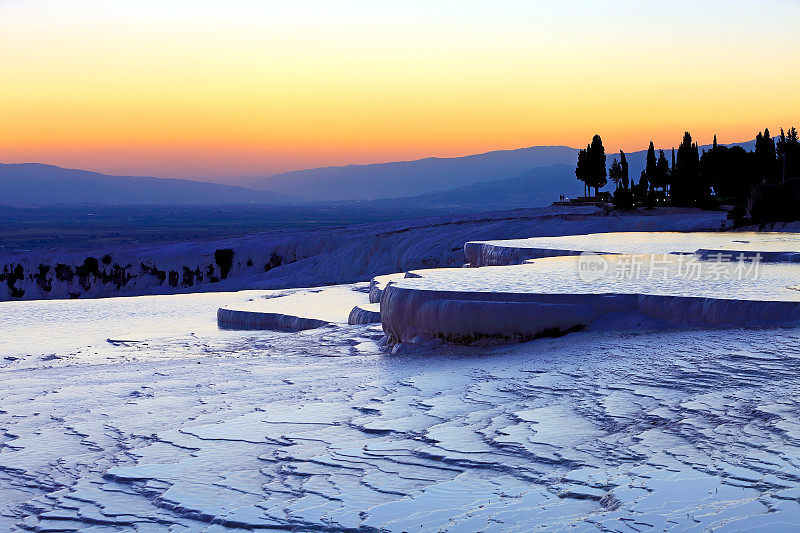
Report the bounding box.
[1,0,798,181]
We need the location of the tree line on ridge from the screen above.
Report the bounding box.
[574,127,800,225]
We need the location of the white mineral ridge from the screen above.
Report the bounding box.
[217,283,371,331]
[382,254,800,344]
[466,231,800,266]
[1,206,727,301]
[369,272,408,303]
[348,302,381,325]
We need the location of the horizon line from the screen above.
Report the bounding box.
[0,136,759,184]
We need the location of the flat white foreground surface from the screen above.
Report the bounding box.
[2,291,800,530]
[473,231,800,255]
[397,255,800,301]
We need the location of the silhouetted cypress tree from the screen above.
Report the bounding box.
[777,128,787,182]
[655,150,670,193]
[749,126,800,224]
[694,141,707,203]
[672,131,701,205]
[700,141,720,199]
[576,135,607,197]
[638,170,648,197]
[620,150,629,190]
[645,141,657,185]
[777,127,800,182]
[587,134,607,196]
[575,148,589,196]
[701,143,754,203]
[609,157,622,190]
[754,128,778,183]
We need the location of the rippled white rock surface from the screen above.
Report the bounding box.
[2,291,800,531]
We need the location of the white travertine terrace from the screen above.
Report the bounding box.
[217,284,370,330]
[5,229,800,530]
[384,232,800,344]
[465,231,800,266]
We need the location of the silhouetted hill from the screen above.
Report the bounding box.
[365,140,758,210]
[248,141,756,202]
[247,146,579,201]
[3,140,756,207]
[0,163,296,206]
[380,164,579,209]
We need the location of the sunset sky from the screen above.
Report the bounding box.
[1,0,798,181]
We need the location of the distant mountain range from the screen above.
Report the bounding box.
[376,164,578,210]
[1,140,756,208]
[370,139,757,210]
[243,146,580,201]
[0,163,296,207]
[246,139,756,204]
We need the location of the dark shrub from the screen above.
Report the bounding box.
[214,248,235,279]
[727,205,748,228]
[75,257,101,290]
[749,179,800,225]
[141,262,166,283]
[34,264,52,292]
[612,188,635,210]
[55,263,75,282]
[182,266,195,287]
[108,264,132,289]
[1,264,26,298]
[264,252,283,272]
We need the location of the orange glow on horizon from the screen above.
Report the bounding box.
[0,1,798,180]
